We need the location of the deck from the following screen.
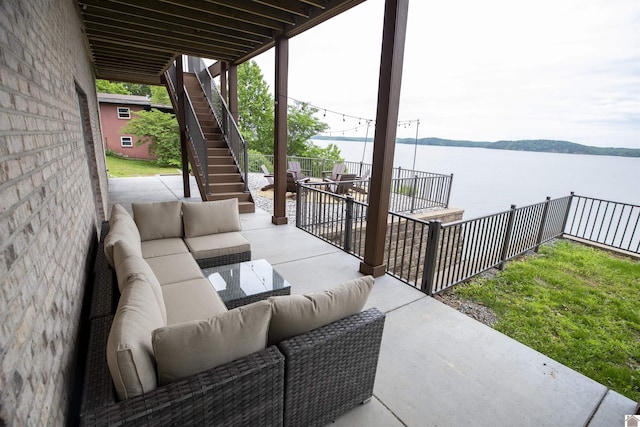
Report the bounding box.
[107,175,636,426]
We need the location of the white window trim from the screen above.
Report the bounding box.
[120,136,133,147]
[117,107,131,119]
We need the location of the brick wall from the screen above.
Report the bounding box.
[0,0,107,425]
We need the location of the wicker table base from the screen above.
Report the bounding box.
[202,259,292,309]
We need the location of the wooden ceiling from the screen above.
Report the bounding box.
[77,0,366,85]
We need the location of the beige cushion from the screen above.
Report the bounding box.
[132,201,182,241]
[182,199,241,238]
[141,238,189,259]
[113,240,167,324]
[107,274,165,400]
[161,278,228,325]
[152,300,271,385]
[145,253,204,286]
[268,276,374,345]
[104,204,141,267]
[184,232,251,261]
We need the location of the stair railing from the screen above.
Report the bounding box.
[187,56,249,191]
[165,61,209,194]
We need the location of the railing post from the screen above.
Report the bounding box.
[561,192,575,235]
[535,197,551,252]
[499,205,517,270]
[421,220,441,295]
[295,182,303,226]
[445,173,454,208]
[344,195,354,253]
[410,174,417,213]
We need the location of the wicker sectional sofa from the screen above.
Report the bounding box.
[79,200,386,427]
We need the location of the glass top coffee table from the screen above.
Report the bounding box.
[202,259,292,309]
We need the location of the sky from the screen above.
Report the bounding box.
[251,0,640,148]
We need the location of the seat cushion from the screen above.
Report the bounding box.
[152,300,271,385]
[141,238,189,259]
[182,199,241,238]
[104,204,141,267]
[161,278,228,325]
[145,253,204,286]
[184,232,251,261]
[107,274,165,400]
[132,201,183,241]
[268,276,374,345]
[113,240,167,324]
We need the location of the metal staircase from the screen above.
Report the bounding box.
[165,57,255,213]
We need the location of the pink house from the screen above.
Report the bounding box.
[98,93,173,160]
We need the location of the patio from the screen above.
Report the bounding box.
[109,175,636,426]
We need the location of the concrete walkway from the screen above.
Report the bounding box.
[108,176,636,427]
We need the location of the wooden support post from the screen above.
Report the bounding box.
[359,0,409,277]
[176,56,190,198]
[220,61,228,105]
[228,62,239,123]
[272,36,289,225]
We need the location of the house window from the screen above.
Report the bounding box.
[117,107,131,119]
[120,136,133,147]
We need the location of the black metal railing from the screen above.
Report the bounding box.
[296,187,637,296]
[253,154,452,212]
[187,56,248,190]
[165,61,209,191]
[565,195,640,253]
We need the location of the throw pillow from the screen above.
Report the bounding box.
[132,201,182,241]
[268,275,374,345]
[152,300,271,385]
[182,199,242,238]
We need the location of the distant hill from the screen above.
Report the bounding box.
[313,136,640,158]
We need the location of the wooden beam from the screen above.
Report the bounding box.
[220,62,228,104]
[272,36,289,225]
[164,0,299,24]
[359,0,409,277]
[176,56,190,198]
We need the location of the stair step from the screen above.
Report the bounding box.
[208,156,235,165]
[208,165,238,174]
[208,148,231,156]
[239,201,255,214]
[207,192,253,202]
[208,182,245,193]
[209,173,244,183]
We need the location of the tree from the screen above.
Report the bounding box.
[237,60,274,154]
[237,60,338,160]
[121,109,180,167]
[96,79,129,94]
[287,101,329,156]
[150,85,171,106]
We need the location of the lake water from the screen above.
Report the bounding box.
[313,139,640,219]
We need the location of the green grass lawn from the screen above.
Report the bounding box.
[106,155,181,177]
[451,240,640,401]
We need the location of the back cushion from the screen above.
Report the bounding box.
[268,276,374,345]
[182,199,241,238]
[103,204,141,267]
[107,275,165,400]
[152,300,271,385]
[132,201,182,241]
[113,240,167,324]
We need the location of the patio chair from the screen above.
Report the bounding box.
[287,161,311,181]
[325,173,357,194]
[321,163,346,181]
[352,169,370,195]
[261,165,274,190]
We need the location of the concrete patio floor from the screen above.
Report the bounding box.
[108,175,636,427]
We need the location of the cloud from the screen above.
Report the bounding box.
[253,0,640,148]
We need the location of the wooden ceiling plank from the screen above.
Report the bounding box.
[85,22,244,54]
[251,0,313,16]
[83,13,257,49]
[79,0,274,39]
[299,0,327,8]
[161,0,298,25]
